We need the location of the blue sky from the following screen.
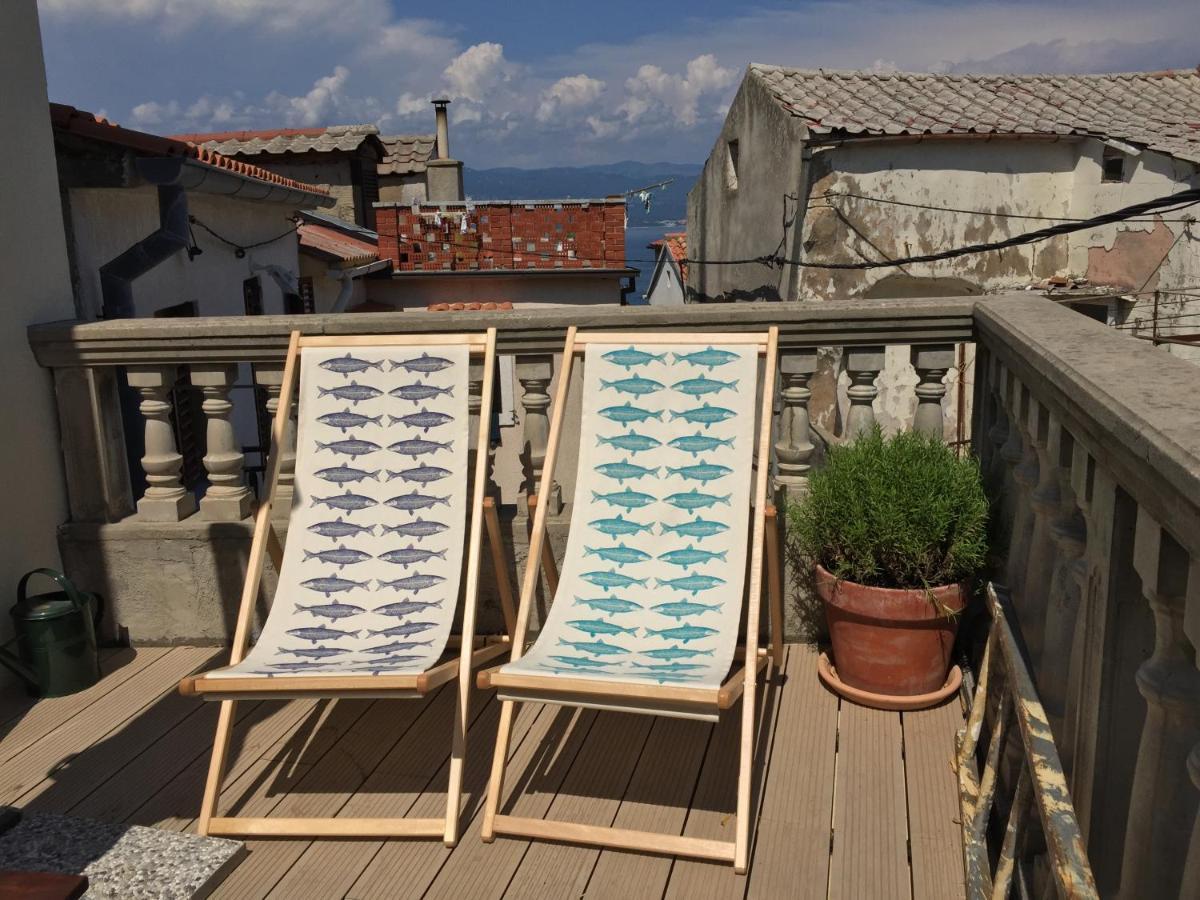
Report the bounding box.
[37,1,1199,168]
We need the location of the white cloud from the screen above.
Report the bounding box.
[536,74,605,123]
[618,54,737,127]
[443,42,515,103]
[130,99,178,125]
[395,92,431,118]
[268,65,349,126]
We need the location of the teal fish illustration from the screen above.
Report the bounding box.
[672,376,737,396]
[664,489,731,511]
[631,661,707,672]
[669,434,734,456]
[567,619,638,637]
[584,543,651,567]
[643,624,719,643]
[557,638,629,656]
[659,518,729,540]
[582,570,649,591]
[671,347,739,369]
[654,574,726,595]
[641,646,715,660]
[596,460,659,482]
[589,515,654,540]
[669,403,736,429]
[591,489,656,509]
[573,596,644,615]
[549,655,611,669]
[666,463,732,484]
[652,600,723,619]
[598,432,661,454]
[601,347,666,369]
[599,402,663,426]
[657,546,728,569]
[600,375,664,396]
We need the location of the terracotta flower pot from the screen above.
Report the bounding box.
[815,564,965,697]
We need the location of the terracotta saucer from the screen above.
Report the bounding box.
[817,651,961,711]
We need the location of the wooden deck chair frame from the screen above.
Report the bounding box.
[477,326,782,872]
[178,328,516,846]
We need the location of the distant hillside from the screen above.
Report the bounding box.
[463,161,702,228]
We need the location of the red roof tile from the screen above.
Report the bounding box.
[649,231,687,280]
[298,222,378,265]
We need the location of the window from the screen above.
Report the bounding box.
[242,276,263,316]
[1102,147,1126,183]
[725,139,740,190]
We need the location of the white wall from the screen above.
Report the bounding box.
[0,1,78,664]
[643,253,686,306]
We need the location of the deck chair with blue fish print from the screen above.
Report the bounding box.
[178,328,515,845]
[476,326,783,872]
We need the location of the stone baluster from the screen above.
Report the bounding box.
[1013,396,1057,664]
[517,354,560,514]
[1181,557,1200,898]
[1118,513,1200,900]
[774,349,816,501]
[985,357,1010,490]
[844,346,883,439]
[127,366,196,522]
[254,364,297,517]
[910,344,953,439]
[1003,380,1038,610]
[193,365,251,521]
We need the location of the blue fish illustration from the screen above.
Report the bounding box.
[600,375,664,396]
[391,353,454,374]
[669,434,734,456]
[302,546,371,568]
[385,490,450,511]
[371,601,443,619]
[642,624,719,643]
[317,411,383,432]
[311,491,378,512]
[632,661,707,672]
[365,618,438,634]
[388,438,453,458]
[381,519,449,538]
[378,546,447,567]
[265,660,335,671]
[318,381,383,404]
[556,638,629,656]
[589,515,654,539]
[287,626,362,643]
[654,574,726,595]
[320,354,384,376]
[549,655,611,669]
[582,570,649,591]
[296,602,364,624]
[376,574,446,593]
[657,546,728,569]
[302,575,370,596]
[659,518,729,540]
[316,439,381,458]
[672,376,737,397]
[591,488,656,510]
[584,544,651,567]
[315,465,380,485]
[666,463,732,484]
[389,409,453,432]
[669,403,737,429]
[285,645,352,659]
[359,634,436,648]
[573,596,644,615]
[672,347,739,369]
[595,460,659,483]
[601,347,666,369]
[598,402,663,426]
[389,382,454,404]
[641,646,715,660]
[363,641,429,658]
[664,489,731,511]
[598,432,661,454]
[308,517,376,540]
[386,466,451,484]
[567,619,638,637]
[652,600,723,619]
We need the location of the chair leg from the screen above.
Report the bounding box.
[733,664,763,874]
[197,699,237,836]
[481,699,517,842]
[766,506,785,668]
[484,497,517,637]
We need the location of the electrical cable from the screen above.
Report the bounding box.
[189,214,301,259]
[810,190,1200,224]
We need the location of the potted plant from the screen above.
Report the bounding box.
[790,427,988,709]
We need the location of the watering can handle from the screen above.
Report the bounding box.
[17,568,87,613]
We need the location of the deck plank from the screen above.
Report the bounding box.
[828,701,910,900]
[903,700,966,900]
[747,645,839,900]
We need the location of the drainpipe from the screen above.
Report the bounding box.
[99,182,188,319]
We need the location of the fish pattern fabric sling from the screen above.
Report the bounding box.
[500,342,757,699]
[207,346,470,679]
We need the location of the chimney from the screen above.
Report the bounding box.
[426,98,464,202]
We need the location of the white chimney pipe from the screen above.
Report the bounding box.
[432,99,450,160]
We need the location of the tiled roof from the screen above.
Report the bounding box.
[298,222,378,265]
[50,104,330,197]
[649,231,687,280]
[378,134,437,175]
[749,65,1200,164]
[170,124,382,157]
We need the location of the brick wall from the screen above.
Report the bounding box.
[375,199,626,271]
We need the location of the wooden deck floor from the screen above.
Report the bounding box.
[0,644,964,900]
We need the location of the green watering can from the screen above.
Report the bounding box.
[0,569,102,698]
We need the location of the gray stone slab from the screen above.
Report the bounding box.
[0,812,244,899]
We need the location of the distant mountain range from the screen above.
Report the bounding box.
[463,161,702,228]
